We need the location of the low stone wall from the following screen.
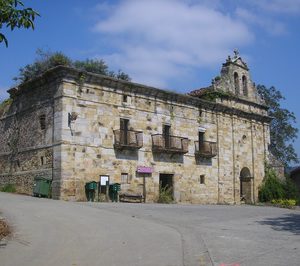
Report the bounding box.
[0,169,52,195]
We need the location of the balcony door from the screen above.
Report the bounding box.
[199,131,204,150]
[163,125,171,148]
[120,118,129,145]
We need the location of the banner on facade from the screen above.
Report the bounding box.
[137,166,153,174]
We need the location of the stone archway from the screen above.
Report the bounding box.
[240,167,252,203]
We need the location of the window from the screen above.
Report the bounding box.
[40,156,45,165]
[39,115,46,130]
[198,131,205,150]
[242,75,248,96]
[120,118,129,145]
[234,72,239,95]
[199,109,203,117]
[200,175,205,184]
[121,173,129,184]
[163,124,171,148]
[122,94,128,103]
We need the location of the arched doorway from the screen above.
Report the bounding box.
[240,167,252,203]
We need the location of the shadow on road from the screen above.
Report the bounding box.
[257,213,300,235]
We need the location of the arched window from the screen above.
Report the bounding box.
[242,75,248,96]
[234,72,239,95]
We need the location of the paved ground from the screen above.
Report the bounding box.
[0,193,299,266]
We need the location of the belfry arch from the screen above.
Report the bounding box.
[240,167,252,203]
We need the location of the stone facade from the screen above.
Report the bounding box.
[0,52,271,203]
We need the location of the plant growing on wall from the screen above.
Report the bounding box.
[201,90,232,102]
[14,49,131,83]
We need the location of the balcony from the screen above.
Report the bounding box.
[195,141,217,158]
[113,130,143,150]
[152,134,189,154]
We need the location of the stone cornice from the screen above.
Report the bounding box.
[8,66,272,123]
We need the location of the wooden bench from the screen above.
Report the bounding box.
[119,192,144,203]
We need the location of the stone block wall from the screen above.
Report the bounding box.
[0,79,60,194]
[0,66,271,204]
[54,77,269,203]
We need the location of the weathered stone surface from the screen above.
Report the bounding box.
[0,53,271,203]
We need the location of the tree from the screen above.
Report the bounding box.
[0,0,39,47]
[14,49,72,82]
[257,85,299,165]
[14,49,131,83]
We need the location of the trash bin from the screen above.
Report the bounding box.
[85,181,97,202]
[109,183,121,202]
[33,177,52,198]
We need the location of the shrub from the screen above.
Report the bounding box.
[259,167,285,202]
[271,199,296,208]
[0,184,16,193]
[157,185,173,204]
[284,178,300,204]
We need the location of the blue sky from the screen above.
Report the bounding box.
[0,0,300,164]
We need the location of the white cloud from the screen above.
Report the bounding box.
[236,8,286,36]
[93,0,253,88]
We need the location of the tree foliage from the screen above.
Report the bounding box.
[259,167,285,202]
[259,165,300,204]
[257,85,299,165]
[0,0,39,47]
[14,49,131,83]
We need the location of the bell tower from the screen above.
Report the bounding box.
[212,50,260,103]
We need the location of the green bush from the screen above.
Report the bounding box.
[271,199,296,208]
[284,178,300,204]
[259,167,285,202]
[259,165,300,205]
[157,185,173,204]
[0,184,16,193]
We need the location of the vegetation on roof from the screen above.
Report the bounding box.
[0,98,12,117]
[14,49,131,83]
[199,89,233,102]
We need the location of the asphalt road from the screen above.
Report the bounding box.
[0,193,299,266]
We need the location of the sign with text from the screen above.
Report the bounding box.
[137,166,153,174]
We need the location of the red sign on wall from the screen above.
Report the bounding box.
[137,166,153,174]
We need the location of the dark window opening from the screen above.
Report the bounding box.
[120,118,129,145]
[121,173,129,184]
[41,156,45,166]
[123,95,128,103]
[159,174,173,199]
[200,175,205,184]
[39,115,46,130]
[242,75,248,96]
[199,109,202,117]
[198,131,205,149]
[163,124,171,148]
[234,72,239,95]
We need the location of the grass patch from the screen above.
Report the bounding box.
[157,185,173,204]
[271,199,296,209]
[0,184,16,193]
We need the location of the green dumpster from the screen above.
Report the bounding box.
[85,181,97,202]
[109,183,121,202]
[33,177,52,198]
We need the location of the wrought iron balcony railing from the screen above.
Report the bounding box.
[113,130,143,149]
[195,141,217,158]
[152,134,189,154]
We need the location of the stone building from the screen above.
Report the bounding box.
[0,52,271,204]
